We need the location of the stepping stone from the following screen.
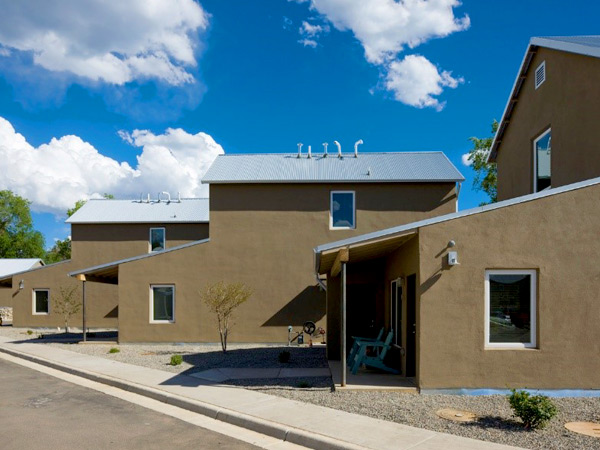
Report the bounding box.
[565,422,600,438]
[436,408,478,423]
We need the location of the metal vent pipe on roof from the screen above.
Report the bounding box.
[146,193,151,203]
[297,143,303,158]
[334,140,342,158]
[354,139,363,158]
[159,191,171,203]
[322,142,328,157]
[307,145,312,159]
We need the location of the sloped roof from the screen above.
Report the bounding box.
[66,198,209,224]
[0,259,44,278]
[489,35,600,162]
[202,152,464,184]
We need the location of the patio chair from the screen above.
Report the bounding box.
[347,327,385,366]
[349,330,400,375]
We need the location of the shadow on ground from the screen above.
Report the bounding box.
[9,331,118,344]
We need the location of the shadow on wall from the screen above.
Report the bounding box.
[104,306,118,318]
[261,285,325,327]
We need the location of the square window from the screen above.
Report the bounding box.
[534,129,551,192]
[485,270,536,348]
[150,285,175,323]
[33,289,50,315]
[330,191,355,229]
[149,228,166,252]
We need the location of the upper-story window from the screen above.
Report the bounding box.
[330,191,355,229]
[534,129,551,192]
[149,227,166,252]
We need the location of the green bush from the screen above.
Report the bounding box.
[27,330,33,335]
[108,347,120,354]
[508,389,558,429]
[278,350,291,363]
[170,354,183,366]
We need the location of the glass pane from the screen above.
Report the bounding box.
[150,229,165,252]
[153,287,173,321]
[489,274,531,344]
[331,193,354,228]
[535,131,551,191]
[35,290,49,313]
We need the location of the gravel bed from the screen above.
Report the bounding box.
[3,327,600,449]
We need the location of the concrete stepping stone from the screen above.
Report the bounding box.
[565,422,600,438]
[436,408,478,423]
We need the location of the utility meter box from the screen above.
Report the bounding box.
[447,251,459,266]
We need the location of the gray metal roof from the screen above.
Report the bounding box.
[66,198,209,224]
[531,36,600,58]
[0,259,44,278]
[202,152,464,184]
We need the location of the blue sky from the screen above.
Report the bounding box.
[0,0,596,247]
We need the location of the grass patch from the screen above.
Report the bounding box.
[27,330,33,335]
[108,347,120,354]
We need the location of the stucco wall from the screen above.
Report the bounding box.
[496,47,600,201]
[415,183,600,389]
[117,182,458,343]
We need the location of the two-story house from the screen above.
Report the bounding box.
[1,196,209,329]
[70,150,464,343]
[314,36,600,392]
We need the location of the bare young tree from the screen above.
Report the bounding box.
[53,285,81,333]
[200,281,252,353]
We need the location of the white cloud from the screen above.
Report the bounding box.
[0,0,208,85]
[461,153,472,166]
[298,39,318,48]
[298,0,469,109]
[297,20,329,48]
[385,55,463,111]
[0,117,224,215]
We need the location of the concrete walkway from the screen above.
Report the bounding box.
[190,367,331,382]
[0,337,521,450]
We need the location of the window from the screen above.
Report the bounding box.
[390,279,402,346]
[485,270,536,348]
[330,191,355,229]
[534,61,546,89]
[33,289,50,315]
[150,285,175,323]
[149,228,166,252]
[534,129,551,192]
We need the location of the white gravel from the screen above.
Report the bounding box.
[3,326,600,449]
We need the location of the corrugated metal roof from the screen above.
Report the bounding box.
[66,198,209,224]
[0,259,44,277]
[531,36,600,58]
[202,152,464,184]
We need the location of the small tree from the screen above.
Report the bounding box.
[200,281,252,353]
[53,285,81,333]
[467,120,499,205]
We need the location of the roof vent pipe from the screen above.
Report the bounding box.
[322,142,328,157]
[307,145,312,159]
[147,193,151,203]
[297,143,303,158]
[160,191,171,203]
[334,140,342,158]
[177,192,181,202]
[354,139,363,158]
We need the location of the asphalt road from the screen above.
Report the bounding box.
[0,358,260,450]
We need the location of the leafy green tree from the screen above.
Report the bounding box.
[466,120,498,204]
[0,190,45,258]
[67,199,87,218]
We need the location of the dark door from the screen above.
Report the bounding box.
[405,274,417,377]
[346,284,378,353]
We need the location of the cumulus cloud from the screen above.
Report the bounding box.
[298,0,469,109]
[297,20,329,48]
[461,153,472,166]
[0,0,208,85]
[0,117,223,215]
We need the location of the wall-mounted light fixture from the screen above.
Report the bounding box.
[448,240,456,248]
[18,280,24,290]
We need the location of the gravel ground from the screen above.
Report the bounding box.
[3,327,600,449]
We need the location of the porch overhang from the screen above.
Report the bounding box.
[69,264,119,285]
[0,275,12,288]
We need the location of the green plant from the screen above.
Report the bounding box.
[297,380,312,389]
[53,285,81,333]
[170,354,183,366]
[27,330,33,335]
[108,347,120,354]
[508,389,558,429]
[278,350,291,363]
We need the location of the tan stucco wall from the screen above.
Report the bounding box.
[496,48,600,201]
[117,182,458,343]
[415,183,600,389]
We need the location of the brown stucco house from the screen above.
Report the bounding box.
[316,36,600,393]
[1,196,209,329]
[70,150,464,343]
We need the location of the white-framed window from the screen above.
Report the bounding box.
[390,279,402,346]
[330,191,355,229]
[33,289,50,315]
[150,285,175,323]
[149,227,166,252]
[485,270,536,349]
[534,61,546,89]
[533,128,551,192]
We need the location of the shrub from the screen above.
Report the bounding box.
[297,380,312,388]
[508,389,558,429]
[170,354,183,366]
[108,347,120,354]
[27,330,33,335]
[278,350,291,363]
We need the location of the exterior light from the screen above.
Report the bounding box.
[448,240,456,248]
[18,280,24,290]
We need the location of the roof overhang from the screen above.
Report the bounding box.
[0,276,12,288]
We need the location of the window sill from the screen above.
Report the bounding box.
[150,320,175,324]
[484,346,538,351]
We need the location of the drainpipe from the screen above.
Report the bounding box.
[76,274,87,342]
[341,261,347,387]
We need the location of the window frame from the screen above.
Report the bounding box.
[32,288,50,315]
[149,227,166,253]
[329,191,356,230]
[533,128,551,193]
[390,278,402,347]
[149,284,175,324]
[484,269,537,349]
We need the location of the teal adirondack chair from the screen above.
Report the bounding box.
[350,330,399,375]
[347,327,385,367]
